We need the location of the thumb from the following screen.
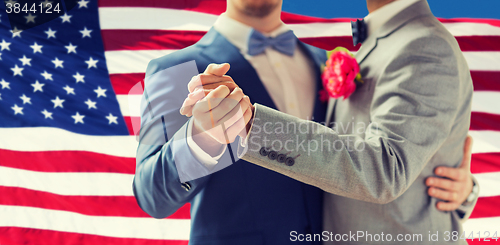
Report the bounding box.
[460,135,473,169]
[204,63,230,76]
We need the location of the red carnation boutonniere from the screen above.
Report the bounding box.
[319,47,364,102]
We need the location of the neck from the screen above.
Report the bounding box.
[366,0,397,13]
[226,2,282,33]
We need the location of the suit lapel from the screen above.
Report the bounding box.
[198,28,278,110]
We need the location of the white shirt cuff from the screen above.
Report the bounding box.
[186,119,226,169]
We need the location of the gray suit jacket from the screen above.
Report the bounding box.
[239,1,474,244]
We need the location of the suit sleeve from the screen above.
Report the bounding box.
[132,59,211,218]
[239,36,471,204]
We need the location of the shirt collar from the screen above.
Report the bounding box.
[213,13,290,54]
[364,0,422,37]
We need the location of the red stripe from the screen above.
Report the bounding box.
[471,153,500,174]
[124,116,141,135]
[456,36,500,51]
[0,227,188,245]
[0,186,190,219]
[468,239,500,244]
[0,149,135,174]
[470,112,500,131]
[470,196,500,219]
[471,71,500,92]
[438,17,500,28]
[102,30,205,51]
[102,29,500,52]
[110,73,145,95]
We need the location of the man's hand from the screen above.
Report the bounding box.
[180,63,254,151]
[426,135,474,211]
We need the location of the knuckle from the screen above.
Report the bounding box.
[451,192,458,201]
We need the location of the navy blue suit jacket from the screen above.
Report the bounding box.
[133,28,327,245]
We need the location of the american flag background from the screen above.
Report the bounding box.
[0,0,499,244]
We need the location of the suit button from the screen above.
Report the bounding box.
[181,182,191,192]
[285,157,295,166]
[277,154,286,163]
[259,147,269,156]
[268,151,278,160]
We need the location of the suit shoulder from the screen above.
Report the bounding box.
[401,16,461,55]
[145,45,205,77]
[301,42,327,63]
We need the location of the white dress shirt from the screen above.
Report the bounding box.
[187,13,317,167]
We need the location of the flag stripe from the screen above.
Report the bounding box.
[0,227,189,245]
[105,50,175,75]
[467,239,500,245]
[101,29,500,52]
[110,73,145,95]
[124,116,141,135]
[463,52,500,71]
[98,7,500,36]
[2,167,497,198]
[0,186,190,219]
[117,95,142,117]
[97,0,500,27]
[470,196,500,219]
[463,216,500,239]
[471,71,500,92]
[0,166,134,196]
[471,91,500,115]
[0,205,191,240]
[473,172,500,197]
[471,152,500,174]
[471,112,500,131]
[0,128,138,157]
[468,130,500,154]
[105,50,500,74]
[0,149,135,174]
[101,30,204,51]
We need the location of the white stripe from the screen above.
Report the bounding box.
[463,217,500,239]
[106,50,500,75]
[0,127,138,158]
[472,91,500,115]
[0,205,190,240]
[474,172,500,198]
[0,166,134,196]
[469,130,500,154]
[464,52,500,71]
[117,95,142,117]
[443,22,500,36]
[99,7,216,31]
[98,7,500,37]
[105,50,175,74]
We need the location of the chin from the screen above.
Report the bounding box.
[238,0,281,17]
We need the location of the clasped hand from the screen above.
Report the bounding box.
[180,63,254,146]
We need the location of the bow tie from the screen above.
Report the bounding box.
[351,19,367,46]
[247,29,297,56]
